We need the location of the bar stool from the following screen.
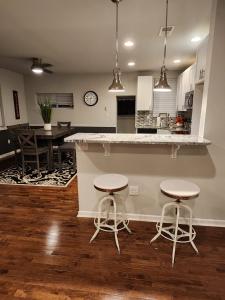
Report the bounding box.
[150,179,200,266]
[90,173,131,253]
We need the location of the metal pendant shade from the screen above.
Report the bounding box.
[108,0,125,92]
[108,68,125,92]
[154,66,171,92]
[154,0,172,92]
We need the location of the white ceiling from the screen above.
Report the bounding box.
[0,0,212,74]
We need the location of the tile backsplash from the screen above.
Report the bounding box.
[135,111,153,128]
[136,110,176,128]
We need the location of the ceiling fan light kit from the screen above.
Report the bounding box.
[31,58,53,75]
[108,0,125,93]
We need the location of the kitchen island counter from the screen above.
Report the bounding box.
[65,133,211,146]
[69,132,214,225]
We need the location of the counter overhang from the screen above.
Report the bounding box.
[65,133,211,146]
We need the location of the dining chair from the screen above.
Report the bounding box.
[58,142,76,172]
[55,121,75,171]
[7,123,30,167]
[17,129,50,176]
[54,121,72,147]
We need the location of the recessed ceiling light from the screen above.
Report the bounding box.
[128,61,135,66]
[191,36,201,43]
[173,59,181,64]
[124,41,134,47]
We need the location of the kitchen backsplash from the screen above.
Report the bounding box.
[136,110,176,128]
[135,111,153,128]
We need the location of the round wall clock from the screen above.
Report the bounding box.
[83,91,98,106]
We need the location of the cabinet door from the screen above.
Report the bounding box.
[189,64,196,91]
[136,76,153,111]
[176,73,186,111]
[176,64,196,111]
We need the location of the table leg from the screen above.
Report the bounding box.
[48,140,53,171]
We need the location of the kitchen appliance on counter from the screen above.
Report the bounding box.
[158,113,170,128]
[184,91,194,109]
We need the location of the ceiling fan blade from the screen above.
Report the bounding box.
[32,57,39,62]
[43,68,53,74]
[42,63,53,68]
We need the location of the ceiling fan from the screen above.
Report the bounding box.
[30,57,53,74]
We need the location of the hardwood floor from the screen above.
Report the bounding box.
[0,178,225,300]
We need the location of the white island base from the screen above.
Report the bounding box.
[65,133,214,226]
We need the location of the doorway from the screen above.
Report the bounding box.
[117,96,136,133]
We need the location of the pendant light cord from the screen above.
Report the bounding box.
[162,0,169,68]
[115,1,119,69]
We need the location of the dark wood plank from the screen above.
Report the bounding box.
[35,127,73,140]
[0,178,225,300]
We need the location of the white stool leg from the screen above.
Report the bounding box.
[117,194,132,234]
[123,219,132,234]
[112,198,120,253]
[172,203,180,267]
[182,203,199,254]
[150,202,173,244]
[90,195,110,243]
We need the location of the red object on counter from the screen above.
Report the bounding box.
[176,116,184,124]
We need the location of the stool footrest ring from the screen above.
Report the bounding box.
[156,223,196,243]
[94,217,130,233]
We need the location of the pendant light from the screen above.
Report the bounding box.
[154,0,172,92]
[108,0,125,93]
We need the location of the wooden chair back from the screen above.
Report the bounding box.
[17,130,38,153]
[57,121,71,128]
[7,124,30,149]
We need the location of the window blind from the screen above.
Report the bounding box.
[153,78,177,117]
[37,93,74,108]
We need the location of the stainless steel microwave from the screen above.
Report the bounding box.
[184,91,194,109]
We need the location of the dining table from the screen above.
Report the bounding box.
[35,126,75,170]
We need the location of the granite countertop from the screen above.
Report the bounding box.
[65,133,211,146]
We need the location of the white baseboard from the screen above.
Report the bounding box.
[77,210,225,228]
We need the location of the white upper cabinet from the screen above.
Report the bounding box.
[189,63,196,91]
[136,76,153,111]
[176,64,196,111]
[195,37,208,83]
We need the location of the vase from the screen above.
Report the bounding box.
[44,123,51,131]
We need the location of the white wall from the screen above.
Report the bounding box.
[0,68,28,126]
[25,73,137,127]
[24,71,179,127]
[77,143,220,224]
[191,84,204,135]
[200,0,225,221]
[76,0,225,225]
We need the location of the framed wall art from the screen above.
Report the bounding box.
[13,90,20,120]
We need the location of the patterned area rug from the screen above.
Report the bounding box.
[0,155,76,187]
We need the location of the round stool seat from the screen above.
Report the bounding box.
[94,173,128,193]
[160,179,200,200]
